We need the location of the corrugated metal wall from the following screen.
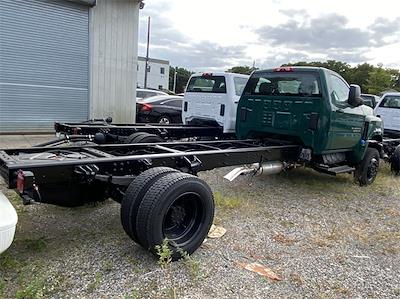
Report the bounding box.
[0,0,89,132]
[89,0,138,123]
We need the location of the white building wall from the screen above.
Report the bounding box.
[137,58,170,90]
[89,0,139,123]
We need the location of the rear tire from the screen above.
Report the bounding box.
[135,172,214,260]
[121,167,178,242]
[125,132,163,144]
[390,145,400,175]
[355,148,380,186]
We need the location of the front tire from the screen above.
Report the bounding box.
[390,145,400,175]
[135,172,214,260]
[355,148,380,186]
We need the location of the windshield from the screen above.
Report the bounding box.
[186,76,227,93]
[243,72,321,97]
[379,95,400,109]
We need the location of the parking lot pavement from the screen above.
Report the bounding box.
[0,135,399,298]
[0,134,55,149]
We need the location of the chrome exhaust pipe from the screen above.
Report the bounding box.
[224,162,284,181]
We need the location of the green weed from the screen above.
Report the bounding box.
[178,248,202,280]
[155,239,172,268]
[86,272,102,293]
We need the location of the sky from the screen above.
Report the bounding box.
[138,0,400,72]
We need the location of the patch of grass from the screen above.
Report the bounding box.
[394,288,400,296]
[102,259,113,273]
[0,277,5,296]
[124,288,141,299]
[22,237,47,252]
[16,276,45,299]
[86,272,102,293]
[278,163,400,201]
[0,253,21,270]
[214,192,241,209]
[167,287,177,299]
[155,239,172,268]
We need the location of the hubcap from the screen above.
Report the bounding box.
[159,117,170,124]
[367,157,379,182]
[162,192,203,246]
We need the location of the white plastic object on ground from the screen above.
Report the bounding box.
[0,191,18,254]
[208,224,227,238]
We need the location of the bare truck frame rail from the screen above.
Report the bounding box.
[53,119,232,144]
[0,139,299,259]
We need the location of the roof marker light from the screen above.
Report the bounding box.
[273,67,294,72]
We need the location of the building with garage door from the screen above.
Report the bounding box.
[0,0,143,133]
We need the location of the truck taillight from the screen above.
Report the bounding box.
[273,67,294,72]
[202,73,213,77]
[17,171,25,193]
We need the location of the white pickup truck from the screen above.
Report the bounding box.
[374,92,400,136]
[181,72,249,133]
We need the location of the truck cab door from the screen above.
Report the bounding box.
[326,74,365,151]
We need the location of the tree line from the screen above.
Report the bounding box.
[169,61,400,95]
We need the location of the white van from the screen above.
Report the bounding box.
[182,72,249,133]
[374,92,400,135]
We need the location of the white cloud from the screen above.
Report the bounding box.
[139,0,400,70]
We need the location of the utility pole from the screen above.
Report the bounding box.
[144,16,151,89]
[173,67,178,93]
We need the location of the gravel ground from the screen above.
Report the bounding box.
[0,136,399,298]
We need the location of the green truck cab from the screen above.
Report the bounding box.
[236,66,384,185]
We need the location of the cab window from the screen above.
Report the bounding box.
[330,74,349,106]
[243,72,321,97]
[186,76,227,93]
[233,77,248,96]
[379,95,400,109]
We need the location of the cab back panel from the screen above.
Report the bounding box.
[236,69,327,153]
[237,95,324,151]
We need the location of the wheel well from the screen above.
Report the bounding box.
[370,134,383,143]
[368,134,383,152]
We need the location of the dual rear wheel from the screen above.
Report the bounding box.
[121,167,214,260]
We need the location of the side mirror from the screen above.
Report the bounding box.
[348,84,363,107]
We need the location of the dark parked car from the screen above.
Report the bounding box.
[361,93,379,108]
[136,95,183,124]
[136,88,167,100]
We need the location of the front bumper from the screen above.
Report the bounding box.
[0,192,18,254]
